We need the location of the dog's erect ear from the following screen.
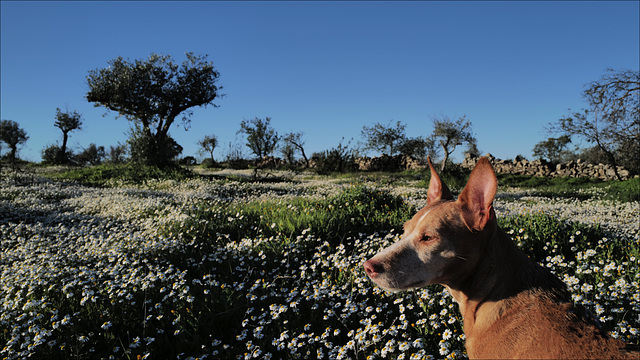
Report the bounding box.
[457,157,497,232]
[427,156,453,204]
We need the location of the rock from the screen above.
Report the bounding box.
[619,170,630,179]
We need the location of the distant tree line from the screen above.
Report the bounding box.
[1,53,636,178]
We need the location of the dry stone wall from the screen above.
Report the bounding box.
[462,153,633,181]
[355,154,424,171]
[240,153,633,180]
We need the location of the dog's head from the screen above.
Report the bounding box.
[363,156,498,292]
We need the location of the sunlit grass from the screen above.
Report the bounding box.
[159,184,414,247]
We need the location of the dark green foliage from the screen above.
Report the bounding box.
[107,143,127,164]
[41,144,73,165]
[416,162,471,193]
[550,69,639,180]
[430,115,476,172]
[238,117,279,159]
[282,132,310,167]
[198,134,218,164]
[86,52,222,167]
[128,127,183,167]
[361,120,437,161]
[0,119,29,164]
[179,156,197,166]
[53,108,82,164]
[532,135,573,163]
[361,120,407,155]
[399,136,437,161]
[311,139,357,174]
[200,158,218,169]
[75,143,105,166]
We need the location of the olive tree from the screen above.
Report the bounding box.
[76,143,106,166]
[282,132,310,167]
[198,134,218,164]
[86,52,222,166]
[549,69,639,178]
[0,119,29,164]
[532,135,573,163]
[53,108,82,164]
[430,115,476,172]
[361,120,407,156]
[238,117,279,160]
[362,120,440,163]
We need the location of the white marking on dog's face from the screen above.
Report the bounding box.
[364,203,473,292]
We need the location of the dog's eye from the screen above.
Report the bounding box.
[421,235,435,242]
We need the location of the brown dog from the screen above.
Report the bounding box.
[363,157,638,359]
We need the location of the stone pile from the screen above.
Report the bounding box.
[462,153,633,180]
[355,154,424,171]
[228,153,633,180]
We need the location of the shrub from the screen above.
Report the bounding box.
[41,144,74,165]
[128,128,183,167]
[200,158,218,168]
[312,142,357,174]
[75,143,106,166]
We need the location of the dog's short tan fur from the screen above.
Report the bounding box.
[363,157,639,359]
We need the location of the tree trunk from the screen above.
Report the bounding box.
[440,141,449,172]
[297,146,309,168]
[595,136,622,181]
[9,145,17,164]
[61,133,69,154]
[601,145,622,181]
[440,152,449,172]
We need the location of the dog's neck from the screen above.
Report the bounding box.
[445,224,552,335]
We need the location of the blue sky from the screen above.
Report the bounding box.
[1,1,638,163]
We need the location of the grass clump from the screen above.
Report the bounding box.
[498,174,639,202]
[46,163,194,186]
[599,177,640,202]
[161,184,415,247]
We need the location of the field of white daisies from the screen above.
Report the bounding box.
[1,169,639,360]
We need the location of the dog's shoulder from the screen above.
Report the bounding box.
[488,290,636,359]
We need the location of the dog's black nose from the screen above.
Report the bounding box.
[363,259,384,278]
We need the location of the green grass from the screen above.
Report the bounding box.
[160,184,415,248]
[331,166,473,193]
[599,177,640,202]
[498,174,639,202]
[41,162,639,201]
[44,163,194,186]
